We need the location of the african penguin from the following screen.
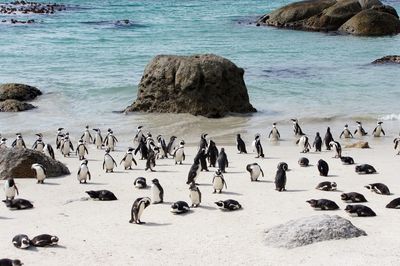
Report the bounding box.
[92,128,103,149]
[133,126,145,148]
[135,138,148,160]
[186,159,201,185]
[30,234,59,247]
[394,136,400,155]
[76,139,88,160]
[341,192,367,203]
[151,179,164,204]
[11,133,26,149]
[315,181,337,191]
[252,134,264,158]
[86,190,117,201]
[317,159,329,176]
[355,164,376,174]
[345,204,376,217]
[291,119,305,136]
[129,197,151,224]
[212,169,227,193]
[61,135,74,157]
[340,156,354,165]
[0,258,23,266]
[372,121,385,137]
[103,130,118,151]
[43,143,55,159]
[156,135,168,159]
[199,133,208,151]
[103,148,117,173]
[32,133,44,152]
[386,198,400,209]
[246,163,264,182]
[312,132,322,152]
[236,134,247,154]
[4,177,19,200]
[31,163,46,184]
[354,121,367,137]
[206,140,219,167]
[145,145,157,172]
[189,183,201,207]
[339,124,353,138]
[173,140,185,165]
[323,127,334,150]
[3,199,33,210]
[167,136,178,156]
[77,159,91,184]
[81,125,93,144]
[194,148,208,172]
[55,127,64,149]
[275,162,288,191]
[306,199,339,210]
[217,148,229,173]
[298,157,309,167]
[215,199,242,211]
[0,137,7,149]
[329,140,342,158]
[12,234,30,249]
[296,135,311,153]
[134,177,147,189]
[364,183,390,195]
[268,122,280,141]
[120,148,137,170]
[170,201,190,214]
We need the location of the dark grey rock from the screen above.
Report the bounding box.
[0,83,42,101]
[0,99,36,112]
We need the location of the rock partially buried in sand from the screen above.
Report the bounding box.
[0,83,42,101]
[0,148,70,179]
[257,0,400,36]
[372,55,400,64]
[124,54,256,118]
[0,99,36,112]
[345,141,370,148]
[264,215,367,249]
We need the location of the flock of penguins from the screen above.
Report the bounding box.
[2,119,400,265]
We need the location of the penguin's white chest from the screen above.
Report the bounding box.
[83,132,91,143]
[343,130,350,138]
[175,149,184,162]
[251,166,261,180]
[271,129,279,140]
[78,165,89,181]
[95,134,102,147]
[36,143,44,152]
[374,127,382,137]
[78,145,86,156]
[190,190,200,204]
[137,203,145,220]
[16,139,24,147]
[251,140,256,152]
[35,168,46,181]
[104,156,114,170]
[62,142,70,154]
[107,136,115,148]
[124,154,133,167]
[152,185,161,202]
[213,176,224,190]
[4,184,16,198]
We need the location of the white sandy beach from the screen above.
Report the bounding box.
[1,132,400,265]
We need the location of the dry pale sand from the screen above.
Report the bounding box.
[1,134,400,266]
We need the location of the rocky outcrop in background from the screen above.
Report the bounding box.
[124,54,256,118]
[257,0,400,36]
[0,83,41,112]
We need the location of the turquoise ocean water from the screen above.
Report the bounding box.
[0,0,399,142]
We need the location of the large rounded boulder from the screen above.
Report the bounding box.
[0,83,42,101]
[124,54,256,118]
[339,9,400,35]
[0,148,70,179]
[0,99,36,112]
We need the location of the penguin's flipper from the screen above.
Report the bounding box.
[112,157,117,167]
[11,139,16,147]
[277,130,280,138]
[69,142,74,151]
[47,144,55,159]
[81,133,85,140]
[133,157,137,166]
[102,160,105,170]
[113,136,119,142]
[268,130,272,138]
[88,171,91,180]
[85,146,88,154]
[43,166,47,176]
[198,188,202,204]
[77,168,81,176]
[261,169,264,177]
[339,131,344,138]
[372,127,377,134]
[395,141,399,150]
[223,177,227,189]
[382,129,386,136]
[32,141,37,149]
[183,152,185,161]
[22,139,26,148]
[120,154,127,165]
[354,129,358,135]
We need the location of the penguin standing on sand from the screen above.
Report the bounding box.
[167,136,178,155]
[77,159,91,184]
[246,163,264,182]
[4,177,19,200]
[156,135,168,159]
[81,125,93,144]
[103,148,117,173]
[296,135,311,153]
[92,128,103,149]
[0,137,7,149]
[372,121,385,137]
[134,138,148,160]
[12,133,26,149]
[173,140,185,165]
[212,169,227,193]
[186,159,201,185]
[354,121,367,137]
[206,140,219,167]
[151,179,164,204]
[217,148,229,173]
[61,135,74,157]
[145,146,157,172]
[275,162,288,191]
[194,148,208,172]
[236,134,247,154]
[189,183,201,207]
[31,163,46,184]
[291,119,305,136]
[339,124,353,138]
[324,127,334,150]
[32,133,45,152]
[329,141,342,158]
[133,126,145,148]
[199,133,208,151]
[103,130,118,151]
[129,197,151,224]
[43,143,55,159]
[76,139,88,160]
[394,136,400,155]
[120,148,137,170]
[252,134,264,158]
[313,132,322,152]
[55,128,64,149]
[268,122,280,141]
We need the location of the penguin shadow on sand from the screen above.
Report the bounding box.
[42,182,61,186]
[0,216,13,220]
[284,189,308,192]
[218,191,242,196]
[141,222,172,227]
[153,169,179,173]
[81,182,109,186]
[253,180,272,184]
